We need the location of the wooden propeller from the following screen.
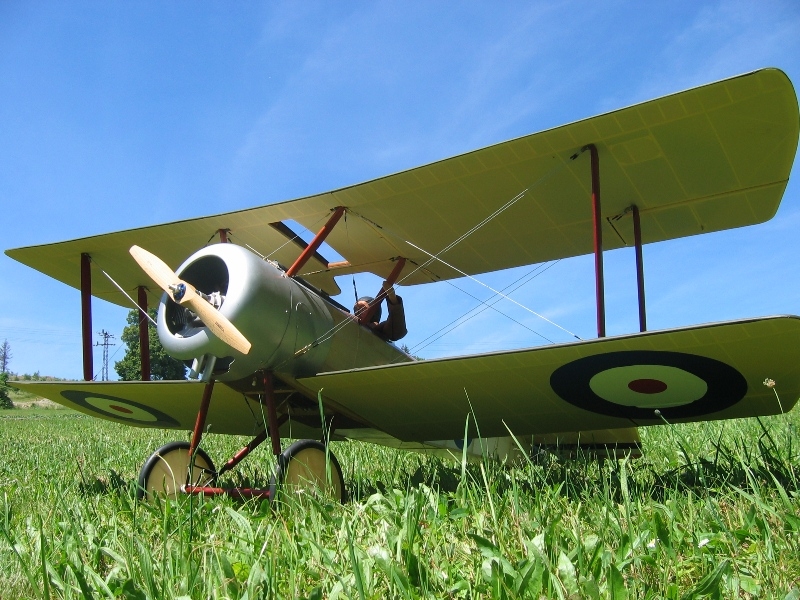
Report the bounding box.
[129,245,251,355]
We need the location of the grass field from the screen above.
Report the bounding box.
[0,402,798,599]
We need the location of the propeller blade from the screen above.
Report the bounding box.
[129,245,252,355]
[182,293,252,355]
[129,245,180,293]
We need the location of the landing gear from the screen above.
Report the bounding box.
[271,439,345,503]
[136,372,346,503]
[137,441,216,500]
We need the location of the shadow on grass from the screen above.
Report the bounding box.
[78,469,128,496]
[347,428,798,505]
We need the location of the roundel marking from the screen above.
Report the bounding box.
[589,365,708,408]
[453,437,474,450]
[84,396,160,422]
[61,390,180,427]
[550,350,747,420]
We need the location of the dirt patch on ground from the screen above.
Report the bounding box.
[12,398,62,409]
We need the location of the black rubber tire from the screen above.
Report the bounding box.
[269,440,346,504]
[137,441,216,501]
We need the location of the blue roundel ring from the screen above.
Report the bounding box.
[61,390,180,428]
[549,350,747,420]
[453,437,474,450]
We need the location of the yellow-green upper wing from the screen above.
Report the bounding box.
[7,68,798,307]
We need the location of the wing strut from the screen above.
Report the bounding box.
[632,204,647,332]
[285,206,346,277]
[588,146,650,336]
[588,144,605,338]
[81,253,93,381]
[137,286,151,381]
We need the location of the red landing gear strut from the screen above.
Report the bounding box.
[182,372,286,500]
[137,371,346,502]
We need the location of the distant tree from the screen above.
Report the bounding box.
[0,372,13,409]
[115,309,187,381]
[400,343,424,361]
[0,339,11,373]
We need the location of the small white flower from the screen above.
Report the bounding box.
[367,545,389,561]
[698,538,710,548]
[763,378,776,388]
[647,539,657,549]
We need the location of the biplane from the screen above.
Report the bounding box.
[6,67,800,502]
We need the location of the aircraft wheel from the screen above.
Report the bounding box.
[270,440,346,503]
[137,441,216,501]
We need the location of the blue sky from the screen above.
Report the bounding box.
[1,1,799,379]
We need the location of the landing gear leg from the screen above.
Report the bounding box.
[137,371,346,503]
[136,378,218,501]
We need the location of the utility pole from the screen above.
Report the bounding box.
[94,330,115,381]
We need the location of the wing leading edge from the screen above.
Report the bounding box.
[10,379,323,439]
[7,68,798,307]
[298,316,800,441]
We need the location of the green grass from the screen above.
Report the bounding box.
[1,406,799,598]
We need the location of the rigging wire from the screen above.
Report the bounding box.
[404,240,581,340]
[403,260,561,359]
[95,259,157,326]
[349,148,582,293]
[226,232,268,260]
[292,151,583,356]
[226,212,331,263]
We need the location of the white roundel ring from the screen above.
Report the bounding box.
[60,390,180,427]
[549,350,747,420]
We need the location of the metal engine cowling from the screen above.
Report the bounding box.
[156,243,335,381]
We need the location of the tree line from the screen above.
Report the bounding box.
[1,339,13,409]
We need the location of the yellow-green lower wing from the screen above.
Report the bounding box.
[13,380,274,437]
[300,316,800,441]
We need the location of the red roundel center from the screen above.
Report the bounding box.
[628,378,667,394]
[109,404,134,414]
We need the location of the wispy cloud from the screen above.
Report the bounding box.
[628,0,800,103]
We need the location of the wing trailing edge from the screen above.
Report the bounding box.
[7,68,797,306]
[299,315,800,441]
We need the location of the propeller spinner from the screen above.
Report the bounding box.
[129,245,252,355]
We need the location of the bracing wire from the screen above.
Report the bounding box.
[95,260,157,326]
[404,240,581,340]
[290,150,584,358]
[227,232,268,260]
[402,260,562,359]
[227,212,332,263]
